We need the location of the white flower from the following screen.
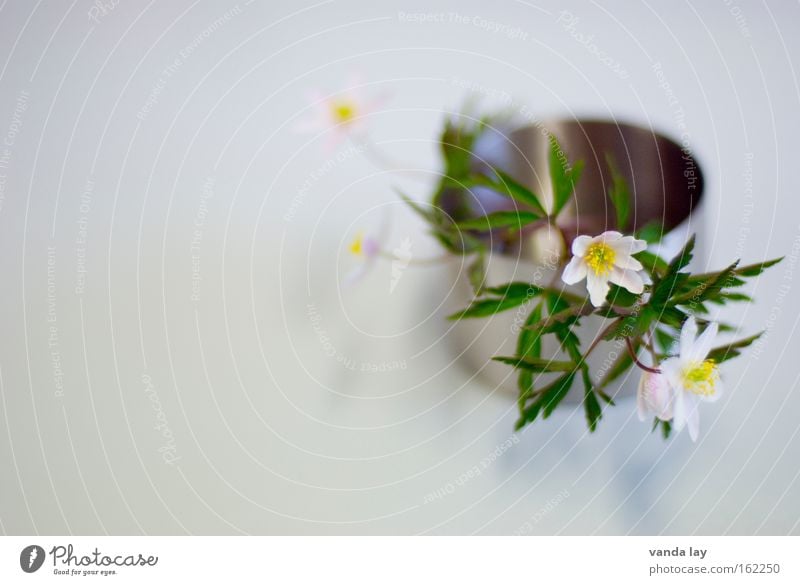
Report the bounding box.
[561,231,647,306]
[659,318,723,442]
[295,74,386,150]
[343,231,381,286]
[637,371,674,422]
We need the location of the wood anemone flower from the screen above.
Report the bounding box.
[561,230,648,307]
[659,318,723,442]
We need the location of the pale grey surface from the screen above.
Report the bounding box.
[0,0,798,535]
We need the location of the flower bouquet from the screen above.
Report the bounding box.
[397,115,781,441]
[307,81,782,442]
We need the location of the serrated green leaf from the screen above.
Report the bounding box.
[653,305,687,329]
[636,220,666,244]
[653,327,675,354]
[516,303,543,413]
[492,356,577,373]
[467,252,486,295]
[522,304,588,334]
[651,271,690,308]
[549,134,584,216]
[720,292,752,302]
[447,293,532,320]
[398,190,433,222]
[672,261,739,305]
[464,170,547,217]
[517,303,544,359]
[455,210,540,231]
[597,338,639,390]
[735,257,783,277]
[484,281,542,299]
[635,250,669,277]
[583,383,602,432]
[580,363,601,432]
[541,372,576,418]
[665,235,696,276]
[605,153,631,230]
[606,283,640,307]
[706,331,763,363]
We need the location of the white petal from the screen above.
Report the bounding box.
[637,372,674,421]
[656,379,675,421]
[632,239,648,254]
[572,235,593,256]
[686,396,700,442]
[680,317,698,359]
[621,236,648,254]
[613,253,644,271]
[660,357,682,389]
[609,266,644,294]
[672,387,688,431]
[637,375,648,422]
[561,257,587,285]
[586,271,610,307]
[690,321,719,362]
[598,230,623,242]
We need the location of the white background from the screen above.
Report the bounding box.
[0,0,798,535]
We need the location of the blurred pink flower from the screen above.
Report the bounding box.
[296,75,387,150]
[343,230,381,286]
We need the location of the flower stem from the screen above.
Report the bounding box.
[377,250,451,266]
[625,337,661,374]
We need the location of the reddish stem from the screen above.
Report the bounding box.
[625,337,661,374]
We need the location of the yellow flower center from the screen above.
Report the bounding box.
[331,100,356,124]
[681,359,719,396]
[584,242,616,276]
[349,232,364,256]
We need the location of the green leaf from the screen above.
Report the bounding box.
[672,261,739,305]
[605,153,631,230]
[653,327,675,354]
[652,418,672,438]
[549,134,584,216]
[583,379,602,432]
[597,338,639,391]
[447,294,531,320]
[706,332,763,363]
[517,303,544,359]
[522,304,588,334]
[484,281,542,299]
[515,400,543,431]
[605,306,658,339]
[606,283,640,308]
[652,305,687,329]
[719,292,752,302]
[467,252,486,295]
[650,271,690,309]
[398,190,433,222]
[516,303,543,413]
[579,362,601,432]
[666,234,696,275]
[492,356,577,373]
[635,250,669,277]
[636,221,666,244]
[541,372,577,418]
[514,370,577,428]
[735,257,783,277]
[455,210,540,231]
[466,170,547,217]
